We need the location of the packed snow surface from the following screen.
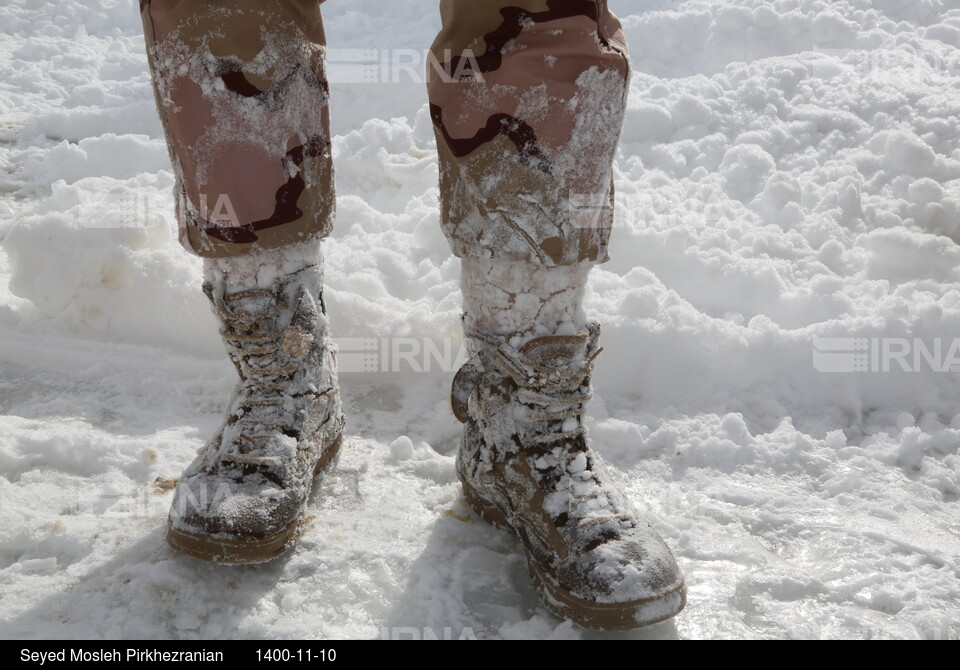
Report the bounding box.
[1,0,959,639]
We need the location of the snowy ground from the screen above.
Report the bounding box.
[1,0,960,640]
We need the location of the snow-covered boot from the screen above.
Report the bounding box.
[452,321,686,629]
[166,263,344,564]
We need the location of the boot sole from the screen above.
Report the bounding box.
[461,478,686,630]
[166,432,343,566]
[527,558,687,630]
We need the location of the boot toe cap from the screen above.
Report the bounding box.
[168,474,302,541]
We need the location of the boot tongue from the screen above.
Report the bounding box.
[224,290,278,316]
[218,284,299,334]
[518,332,590,369]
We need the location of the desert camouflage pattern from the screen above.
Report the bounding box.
[141,0,334,257]
[428,0,630,265]
[142,0,629,264]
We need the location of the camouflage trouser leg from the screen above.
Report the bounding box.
[142,0,628,263]
[428,0,630,266]
[140,0,333,258]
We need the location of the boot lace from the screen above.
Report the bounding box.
[465,324,602,445]
[209,284,311,469]
[465,324,632,530]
